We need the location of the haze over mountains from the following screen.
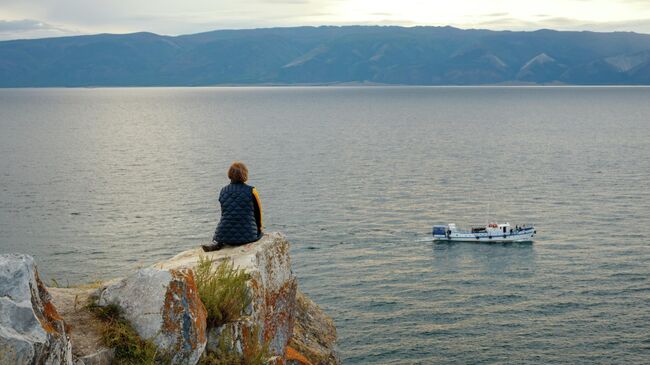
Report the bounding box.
[2,26,650,87]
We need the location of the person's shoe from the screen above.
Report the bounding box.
[201,242,224,252]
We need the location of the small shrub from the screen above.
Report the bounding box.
[88,302,121,321]
[87,302,158,365]
[102,320,158,365]
[195,256,270,365]
[194,256,252,327]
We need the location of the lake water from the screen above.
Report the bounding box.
[1,86,650,364]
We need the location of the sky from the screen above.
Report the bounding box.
[1,0,650,40]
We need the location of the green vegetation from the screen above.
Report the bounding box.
[195,256,270,365]
[86,257,268,364]
[87,302,159,365]
[194,256,252,327]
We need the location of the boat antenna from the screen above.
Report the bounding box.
[486,193,495,225]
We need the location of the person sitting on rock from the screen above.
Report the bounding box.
[202,161,264,252]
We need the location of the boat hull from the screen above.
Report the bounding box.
[433,228,535,243]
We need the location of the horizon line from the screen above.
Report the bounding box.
[2,24,649,43]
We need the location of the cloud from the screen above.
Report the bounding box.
[0,19,52,32]
[581,18,650,33]
[0,0,349,38]
[461,15,650,34]
[484,13,510,18]
[0,19,81,40]
[264,0,312,3]
[1,0,650,40]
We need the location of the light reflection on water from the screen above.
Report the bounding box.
[1,87,650,364]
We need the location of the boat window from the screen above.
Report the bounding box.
[433,227,446,235]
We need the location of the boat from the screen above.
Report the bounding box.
[432,222,536,243]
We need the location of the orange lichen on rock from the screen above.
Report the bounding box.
[41,302,63,334]
[43,300,63,322]
[162,268,208,351]
[286,346,313,365]
[98,266,208,364]
[241,323,254,357]
[183,269,208,344]
[151,233,337,364]
[263,280,297,345]
[34,270,66,336]
[0,254,73,364]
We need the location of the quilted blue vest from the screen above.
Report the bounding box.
[213,182,259,245]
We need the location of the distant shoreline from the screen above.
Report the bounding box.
[2,84,650,89]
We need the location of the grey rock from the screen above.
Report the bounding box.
[98,267,207,364]
[288,290,340,365]
[156,233,298,358]
[0,253,73,365]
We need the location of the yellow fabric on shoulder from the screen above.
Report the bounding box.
[252,187,263,229]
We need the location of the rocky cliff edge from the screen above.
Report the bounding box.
[0,233,340,365]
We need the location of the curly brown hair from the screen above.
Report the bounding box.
[228,162,248,183]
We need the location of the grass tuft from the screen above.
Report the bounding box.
[194,256,270,365]
[194,256,252,327]
[86,256,267,364]
[87,302,158,365]
[88,302,121,321]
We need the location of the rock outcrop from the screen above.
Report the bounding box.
[2,233,339,365]
[288,291,340,365]
[154,232,298,360]
[0,254,73,365]
[97,268,207,364]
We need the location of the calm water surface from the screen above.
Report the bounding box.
[1,87,650,364]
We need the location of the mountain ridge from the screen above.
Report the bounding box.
[2,25,650,86]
